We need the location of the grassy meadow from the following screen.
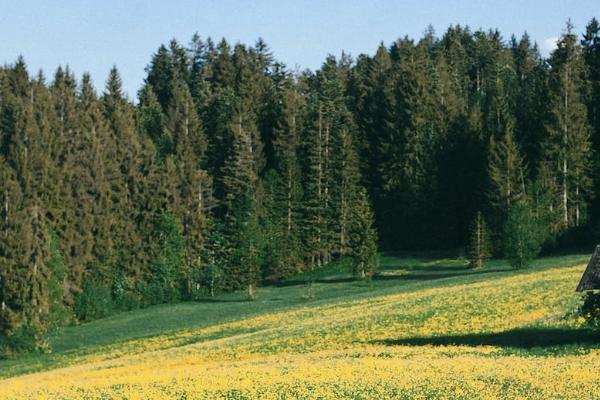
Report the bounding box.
[1,253,599,399]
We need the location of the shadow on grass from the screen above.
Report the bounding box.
[379,264,472,272]
[273,277,357,287]
[193,298,250,304]
[274,267,507,288]
[374,327,600,349]
[373,269,505,282]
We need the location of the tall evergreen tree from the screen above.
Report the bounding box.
[348,188,378,278]
[543,22,593,228]
[582,18,600,227]
[102,67,145,278]
[488,114,526,221]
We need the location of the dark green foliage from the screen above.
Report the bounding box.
[0,326,44,358]
[74,281,113,322]
[3,21,600,354]
[46,230,71,328]
[111,270,140,311]
[579,291,600,326]
[195,264,224,299]
[543,22,593,230]
[503,202,543,269]
[348,188,378,278]
[225,194,262,299]
[195,220,227,298]
[582,18,600,234]
[146,211,185,304]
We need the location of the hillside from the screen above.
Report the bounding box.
[1,253,599,399]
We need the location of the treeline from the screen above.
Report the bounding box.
[1,19,600,353]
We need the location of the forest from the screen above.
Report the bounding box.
[1,18,599,354]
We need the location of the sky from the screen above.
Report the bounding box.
[0,0,598,99]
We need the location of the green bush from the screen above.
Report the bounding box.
[0,326,48,358]
[139,281,164,306]
[139,211,185,306]
[46,230,72,329]
[580,292,600,326]
[74,281,113,322]
[138,281,180,307]
[115,291,141,311]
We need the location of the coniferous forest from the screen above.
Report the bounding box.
[1,19,600,353]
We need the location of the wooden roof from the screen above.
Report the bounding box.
[576,245,600,291]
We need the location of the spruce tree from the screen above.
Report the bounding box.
[348,188,378,278]
[270,74,304,274]
[103,67,144,279]
[164,81,212,284]
[543,21,593,229]
[582,18,600,226]
[503,201,542,269]
[0,163,51,351]
[145,45,174,110]
[74,73,113,282]
[488,120,526,218]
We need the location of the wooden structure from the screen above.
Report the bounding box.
[576,245,600,291]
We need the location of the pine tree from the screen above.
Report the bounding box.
[225,194,261,298]
[543,21,593,229]
[217,61,263,291]
[488,118,526,219]
[0,161,51,351]
[348,188,378,278]
[511,33,548,169]
[46,229,70,328]
[270,74,304,274]
[102,67,144,279]
[468,211,491,268]
[197,219,227,298]
[137,84,165,155]
[73,73,113,283]
[163,81,212,282]
[147,211,185,304]
[301,94,328,269]
[503,201,542,269]
[582,18,600,226]
[145,45,174,110]
[382,38,439,247]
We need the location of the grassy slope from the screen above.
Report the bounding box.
[1,252,599,399]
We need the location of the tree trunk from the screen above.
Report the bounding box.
[247,283,256,300]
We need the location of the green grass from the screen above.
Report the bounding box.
[0,252,591,379]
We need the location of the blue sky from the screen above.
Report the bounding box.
[0,0,597,99]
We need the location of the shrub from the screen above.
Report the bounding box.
[138,281,180,307]
[195,264,224,298]
[74,281,113,322]
[115,291,141,311]
[46,230,72,328]
[142,211,185,306]
[0,325,47,358]
[580,292,600,326]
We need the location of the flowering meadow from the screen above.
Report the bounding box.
[1,257,598,399]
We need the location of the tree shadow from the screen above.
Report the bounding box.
[373,269,505,282]
[374,327,600,349]
[193,298,249,303]
[273,277,357,287]
[379,264,472,273]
